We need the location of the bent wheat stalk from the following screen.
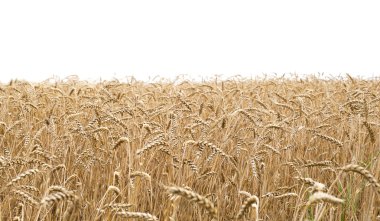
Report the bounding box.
[299,192,344,221]
[340,164,380,194]
[165,186,217,219]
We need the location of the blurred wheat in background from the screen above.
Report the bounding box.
[0,75,379,220]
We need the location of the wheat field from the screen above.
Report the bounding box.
[0,76,379,221]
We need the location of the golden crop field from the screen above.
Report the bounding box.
[0,76,379,221]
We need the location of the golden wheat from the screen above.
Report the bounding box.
[0,76,379,220]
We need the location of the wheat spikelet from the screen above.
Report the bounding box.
[165,186,217,219]
[158,146,180,163]
[31,148,55,161]
[91,126,110,134]
[346,73,356,84]
[106,185,121,196]
[113,171,121,186]
[196,171,217,181]
[107,113,129,129]
[250,158,258,179]
[238,190,252,198]
[51,164,66,174]
[177,94,192,111]
[23,134,30,148]
[113,136,129,150]
[12,190,39,206]
[262,191,281,198]
[302,160,335,168]
[41,191,75,205]
[363,121,375,143]
[198,141,232,159]
[294,177,327,192]
[182,159,199,173]
[7,158,28,166]
[48,185,71,194]
[4,120,23,136]
[41,186,76,205]
[7,169,40,186]
[116,211,158,221]
[299,192,344,220]
[137,140,167,155]
[255,99,268,109]
[64,174,80,186]
[17,185,40,193]
[265,124,285,131]
[0,156,8,166]
[340,164,380,194]
[236,195,259,220]
[12,202,25,221]
[262,144,280,155]
[233,109,257,125]
[271,100,294,111]
[103,203,133,210]
[314,133,343,147]
[130,171,151,181]
[274,192,298,199]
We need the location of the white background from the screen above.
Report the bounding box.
[0,0,379,83]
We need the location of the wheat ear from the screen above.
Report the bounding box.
[115,211,158,221]
[165,186,217,219]
[236,195,259,220]
[340,164,380,194]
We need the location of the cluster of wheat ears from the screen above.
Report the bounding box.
[0,75,379,221]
